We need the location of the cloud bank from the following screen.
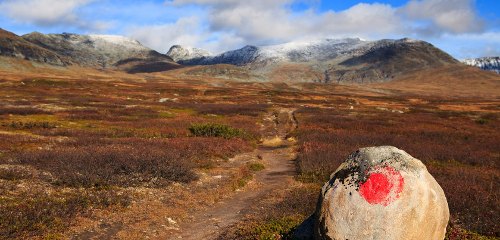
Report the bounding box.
[0,0,108,31]
[130,0,485,53]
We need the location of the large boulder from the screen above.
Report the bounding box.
[314,146,449,240]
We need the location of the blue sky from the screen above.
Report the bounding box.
[0,0,498,59]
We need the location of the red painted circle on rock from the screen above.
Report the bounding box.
[359,166,404,206]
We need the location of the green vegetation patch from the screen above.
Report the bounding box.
[250,217,301,240]
[189,123,246,139]
[1,121,57,130]
[248,162,265,172]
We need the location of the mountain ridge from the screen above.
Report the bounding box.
[168,38,459,83]
[0,27,493,85]
[22,32,177,70]
[0,28,70,66]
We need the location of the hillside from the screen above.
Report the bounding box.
[22,32,179,72]
[0,28,69,66]
[372,65,500,98]
[330,39,459,83]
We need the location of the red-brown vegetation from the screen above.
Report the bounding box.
[294,105,499,236]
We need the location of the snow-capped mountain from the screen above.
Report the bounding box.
[169,38,371,66]
[169,38,458,83]
[0,26,465,83]
[87,34,146,50]
[462,57,500,74]
[169,38,437,66]
[167,45,211,62]
[22,32,175,68]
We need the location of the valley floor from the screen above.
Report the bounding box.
[0,69,498,239]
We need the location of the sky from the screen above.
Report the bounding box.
[0,0,498,59]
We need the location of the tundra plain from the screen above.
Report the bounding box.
[0,63,498,239]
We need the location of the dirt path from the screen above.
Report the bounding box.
[67,108,298,240]
[166,108,298,239]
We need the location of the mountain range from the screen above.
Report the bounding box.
[167,38,459,83]
[0,27,498,84]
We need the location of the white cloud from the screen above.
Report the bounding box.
[0,0,106,31]
[162,0,488,53]
[429,32,500,59]
[127,17,208,53]
[320,3,403,38]
[165,0,408,47]
[401,0,484,34]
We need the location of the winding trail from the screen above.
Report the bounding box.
[167,108,298,239]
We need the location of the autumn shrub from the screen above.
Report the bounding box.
[13,137,251,188]
[170,103,268,117]
[0,166,33,181]
[197,103,268,117]
[0,189,130,239]
[16,145,196,188]
[295,108,499,182]
[62,106,158,121]
[0,107,48,115]
[1,121,56,129]
[429,164,499,236]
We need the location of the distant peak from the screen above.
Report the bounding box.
[166,45,211,62]
[398,38,421,43]
[169,45,183,49]
[462,57,500,74]
[240,45,258,51]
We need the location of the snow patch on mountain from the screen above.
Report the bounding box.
[88,35,146,50]
[167,45,211,62]
[170,38,427,67]
[462,57,500,74]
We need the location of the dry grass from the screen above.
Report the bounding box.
[261,136,286,148]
